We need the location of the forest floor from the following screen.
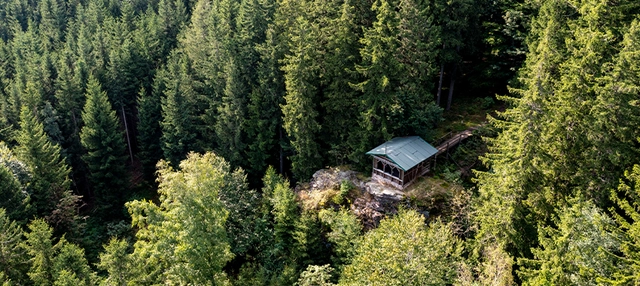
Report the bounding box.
[434,94,503,139]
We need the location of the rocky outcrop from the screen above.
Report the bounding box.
[299,167,407,230]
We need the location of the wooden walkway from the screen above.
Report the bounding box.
[434,127,478,155]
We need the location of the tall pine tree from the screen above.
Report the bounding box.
[15,106,80,231]
[79,76,128,218]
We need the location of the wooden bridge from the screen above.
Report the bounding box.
[433,127,478,156]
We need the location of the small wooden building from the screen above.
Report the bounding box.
[366,136,438,189]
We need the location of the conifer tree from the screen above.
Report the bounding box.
[22,219,95,285]
[474,0,576,255]
[157,0,188,58]
[518,200,618,285]
[137,84,163,182]
[97,238,131,286]
[0,209,28,284]
[270,177,300,264]
[37,0,64,51]
[432,0,476,109]
[319,0,363,166]
[352,0,441,168]
[0,162,29,222]
[215,58,247,168]
[79,76,128,217]
[605,165,640,283]
[54,51,87,187]
[281,16,322,180]
[22,219,56,285]
[15,106,76,221]
[245,26,285,178]
[474,0,640,259]
[159,53,199,167]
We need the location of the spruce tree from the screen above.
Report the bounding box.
[159,53,199,167]
[518,200,618,285]
[474,0,640,259]
[281,16,322,180]
[245,25,285,179]
[474,0,575,255]
[319,0,363,166]
[606,165,640,283]
[22,219,95,285]
[22,219,56,285]
[215,58,247,169]
[137,84,163,182]
[0,163,29,222]
[0,209,28,284]
[79,76,129,218]
[15,106,75,221]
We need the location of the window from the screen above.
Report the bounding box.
[392,167,399,178]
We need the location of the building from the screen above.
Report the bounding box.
[366,136,438,189]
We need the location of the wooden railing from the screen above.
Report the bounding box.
[434,131,454,147]
[435,130,474,155]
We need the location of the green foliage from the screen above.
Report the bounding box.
[318,209,362,271]
[80,76,128,218]
[458,243,514,286]
[215,59,247,169]
[271,178,300,263]
[245,29,285,179]
[351,0,442,168]
[474,0,640,257]
[22,219,95,286]
[605,165,640,284]
[281,15,322,181]
[233,263,268,286]
[53,242,95,285]
[97,238,130,286]
[339,210,463,285]
[15,107,81,234]
[15,106,70,216]
[215,163,262,257]
[136,85,163,182]
[0,209,27,284]
[22,219,57,285]
[296,264,335,286]
[0,149,30,221]
[332,180,354,205]
[159,53,199,167]
[518,199,618,285]
[126,152,233,285]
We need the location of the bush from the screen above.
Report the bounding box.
[332,180,354,205]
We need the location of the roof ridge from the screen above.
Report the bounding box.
[389,136,420,151]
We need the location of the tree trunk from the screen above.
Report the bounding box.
[446,65,458,111]
[437,64,444,106]
[279,127,284,174]
[122,107,134,164]
[436,44,446,106]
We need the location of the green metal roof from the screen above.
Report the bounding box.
[365,136,438,171]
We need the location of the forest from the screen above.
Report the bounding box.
[1,0,640,284]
